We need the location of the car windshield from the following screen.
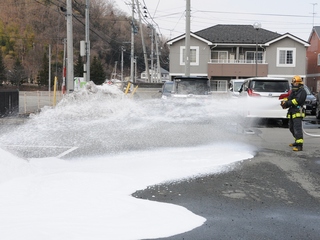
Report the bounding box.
[251,80,289,92]
[304,85,312,95]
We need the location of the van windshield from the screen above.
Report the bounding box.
[175,79,209,95]
[233,82,243,92]
[163,82,173,93]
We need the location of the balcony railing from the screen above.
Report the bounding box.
[209,59,265,64]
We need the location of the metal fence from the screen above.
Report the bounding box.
[19,91,63,115]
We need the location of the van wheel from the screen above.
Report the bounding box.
[316,110,320,119]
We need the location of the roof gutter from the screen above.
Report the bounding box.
[210,44,218,49]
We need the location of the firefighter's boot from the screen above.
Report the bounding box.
[289,142,297,147]
[292,145,303,151]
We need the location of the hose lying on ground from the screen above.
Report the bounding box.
[302,120,320,137]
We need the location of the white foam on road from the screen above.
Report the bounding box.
[0,143,253,240]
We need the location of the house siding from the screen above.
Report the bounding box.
[266,38,307,78]
[306,32,320,92]
[169,37,210,77]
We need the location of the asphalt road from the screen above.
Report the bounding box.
[135,117,320,240]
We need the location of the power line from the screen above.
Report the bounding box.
[192,10,314,19]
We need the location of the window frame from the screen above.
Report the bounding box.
[245,51,263,63]
[211,51,228,63]
[210,80,228,92]
[180,46,199,66]
[277,48,296,67]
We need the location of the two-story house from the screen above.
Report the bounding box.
[167,24,309,92]
[306,26,320,93]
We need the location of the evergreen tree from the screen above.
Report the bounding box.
[74,54,84,77]
[7,58,26,86]
[90,56,106,85]
[0,49,6,83]
[38,52,49,86]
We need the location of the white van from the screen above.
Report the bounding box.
[238,77,290,119]
[229,79,245,97]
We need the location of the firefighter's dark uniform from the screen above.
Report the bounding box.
[281,77,307,151]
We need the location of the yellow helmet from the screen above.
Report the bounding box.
[292,75,303,84]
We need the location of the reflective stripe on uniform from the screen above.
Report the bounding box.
[292,99,298,106]
[296,139,304,144]
[287,112,305,118]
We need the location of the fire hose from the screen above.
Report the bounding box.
[302,120,320,137]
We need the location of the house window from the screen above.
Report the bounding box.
[277,48,296,67]
[212,51,228,63]
[245,51,263,63]
[210,80,228,92]
[317,54,320,66]
[180,46,199,65]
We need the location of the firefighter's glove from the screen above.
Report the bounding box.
[281,100,288,109]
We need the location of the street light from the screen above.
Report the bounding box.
[253,22,261,77]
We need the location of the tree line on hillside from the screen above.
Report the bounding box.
[0,0,170,89]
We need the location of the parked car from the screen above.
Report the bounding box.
[229,79,245,97]
[166,76,211,99]
[159,81,174,99]
[238,77,290,119]
[303,85,317,115]
[316,93,320,119]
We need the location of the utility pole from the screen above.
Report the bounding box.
[48,44,51,94]
[66,0,74,92]
[150,26,154,82]
[253,22,261,77]
[85,0,90,82]
[121,46,125,81]
[130,0,135,83]
[111,61,118,80]
[154,30,161,82]
[185,0,191,77]
[62,39,67,94]
[134,56,137,82]
[136,0,150,82]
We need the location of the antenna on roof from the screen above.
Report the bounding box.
[311,3,317,27]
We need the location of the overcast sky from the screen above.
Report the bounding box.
[115,0,319,41]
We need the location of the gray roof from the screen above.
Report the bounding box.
[194,24,282,44]
[160,67,169,74]
[312,26,320,38]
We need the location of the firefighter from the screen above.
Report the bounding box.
[281,75,307,151]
